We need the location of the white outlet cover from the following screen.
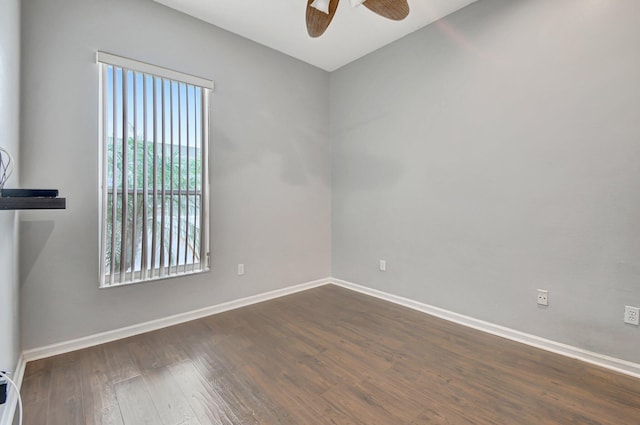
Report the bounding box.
[624,306,640,325]
[537,289,549,306]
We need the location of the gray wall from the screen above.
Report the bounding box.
[18,0,640,366]
[0,0,21,376]
[331,0,640,363]
[20,0,331,349]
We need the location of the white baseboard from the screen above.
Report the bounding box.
[22,277,331,362]
[330,278,640,379]
[0,354,26,425]
[19,276,640,383]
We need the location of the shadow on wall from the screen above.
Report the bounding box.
[333,151,404,192]
[19,220,54,283]
[210,83,330,188]
[212,121,330,188]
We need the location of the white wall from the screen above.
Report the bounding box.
[20,0,331,349]
[0,0,21,376]
[331,0,640,363]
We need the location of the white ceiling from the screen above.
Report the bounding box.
[153,0,478,71]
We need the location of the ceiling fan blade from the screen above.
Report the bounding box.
[363,0,409,21]
[306,0,340,38]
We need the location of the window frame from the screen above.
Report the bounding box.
[97,51,213,288]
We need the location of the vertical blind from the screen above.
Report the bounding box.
[97,52,212,287]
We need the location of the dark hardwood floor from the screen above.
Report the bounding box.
[21,284,640,424]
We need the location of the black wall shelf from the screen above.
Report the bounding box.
[0,196,66,210]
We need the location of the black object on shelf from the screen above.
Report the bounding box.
[1,188,59,197]
[0,188,66,210]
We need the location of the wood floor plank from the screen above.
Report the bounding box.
[145,325,191,366]
[79,346,124,425]
[241,361,349,425]
[168,360,241,425]
[125,333,166,372]
[143,366,201,425]
[114,375,163,425]
[203,363,291,425]
[102,339,141,384]
[47,354,85,425]
[20,361,52,405]
[20,284,640,425]
[20,358,52,425]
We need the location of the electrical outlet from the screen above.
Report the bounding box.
[379,260,386,271]
[624,306,639,325]
[537,289,549,306]
[237,263,245,276]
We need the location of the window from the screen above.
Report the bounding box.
[97,52,213,287]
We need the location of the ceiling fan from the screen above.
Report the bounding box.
[306,0,410,38]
